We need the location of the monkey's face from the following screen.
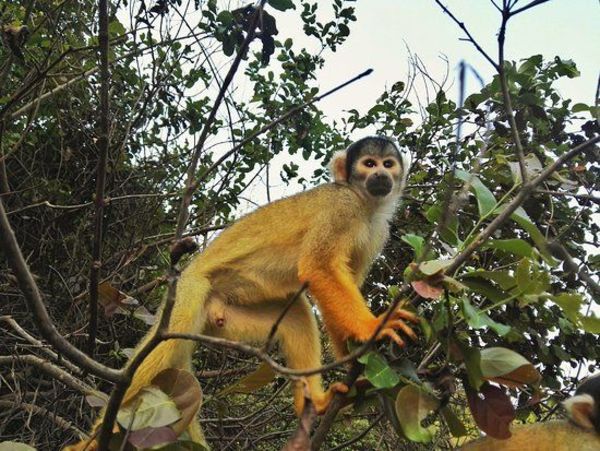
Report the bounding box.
[353,154,403,199]
[330,137,409,202]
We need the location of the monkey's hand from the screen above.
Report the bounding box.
[369,307,419,347]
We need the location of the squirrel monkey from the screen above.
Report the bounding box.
[67,136,416,449]
[461,373,600,451]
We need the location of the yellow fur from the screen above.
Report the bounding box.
[460,421,600,451]
[66,137,415,450]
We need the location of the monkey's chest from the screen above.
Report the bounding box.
[349,219,389,279]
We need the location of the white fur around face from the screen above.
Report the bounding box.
[329,150,348,183]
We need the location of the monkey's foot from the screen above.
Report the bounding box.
[312,382,349,414]
[373,307,419,347]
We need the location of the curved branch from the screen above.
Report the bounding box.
[0,198,123,382]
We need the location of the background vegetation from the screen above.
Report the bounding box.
[0,0,598,449]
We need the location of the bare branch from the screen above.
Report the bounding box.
[87,0,112,357]
[0,197,123,381]
[0,354,93,394]
[264,283,308,351]
[497,7,528,183]
[433,0,498,69]
[510,0,553,16]
[174,0,268,239]
[191,68,374,191]
[0,315,83,374]
[0,400,88,438]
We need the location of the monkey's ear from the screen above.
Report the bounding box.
[329,151,348,183]
[563,394,596,430]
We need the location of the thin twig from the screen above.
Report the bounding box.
[87,0,112,357]
[510,0,553,16]
[446,134,599,274]
[264,283,308,351]
[97,2,268,446]
[433,0,498,69]
[325,412,384,451]
[497,5,528,183]
[174,0,268,239]
[537,189,600,205]
[0,197,122,381]
[0,400,87,438]
[191,68,374,192]
[0,354,93,394]
[0,315,82,374]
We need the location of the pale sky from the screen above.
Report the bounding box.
[276,0,599,130]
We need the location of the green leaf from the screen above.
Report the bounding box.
[461,344,483,390]
[515,258,550,297]
[216,11,234,26]
[117,386,181,431]
[419,259,453,276]
[461,299,511,337]
[401,234,425,259]
[516,258,532,292]
[108,20,126,37]
[455,170,497,217]
[518,54,543,75]
[551,293,582,323]
[395,385,439,443]
[480,347,530,379]
[425,203,459,245]
[572,103,589,113]
[151,369,202,436]
[580,315,600,333]
[358,352,400,389]
[268,0,295,11]
[506,207,558,266]
[461,279,505,303]
[483,238,534,258]
[507,154,543,183]
[461,270,516,290]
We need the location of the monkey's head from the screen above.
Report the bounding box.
[563,373,600,433]
[330,136,409,202]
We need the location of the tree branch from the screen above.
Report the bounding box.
[0,197,123,381]
[87,0,112,357]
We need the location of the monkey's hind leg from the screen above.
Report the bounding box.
[205,295,343,415]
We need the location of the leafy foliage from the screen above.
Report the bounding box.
[0,0,597,450]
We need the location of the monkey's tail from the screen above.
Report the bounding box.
[63,270,212,451]
[121,269,212,405]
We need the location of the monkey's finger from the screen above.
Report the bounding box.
[385,319,418,340]
[390,308,419,323]
[378,329,406,347]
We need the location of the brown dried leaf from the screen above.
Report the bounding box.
[411,280,443,299]
[466,383,515,439]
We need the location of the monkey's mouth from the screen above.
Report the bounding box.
[366,178,393,197]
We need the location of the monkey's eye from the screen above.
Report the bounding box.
[363,159,376,168]
[383,160,395,168]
